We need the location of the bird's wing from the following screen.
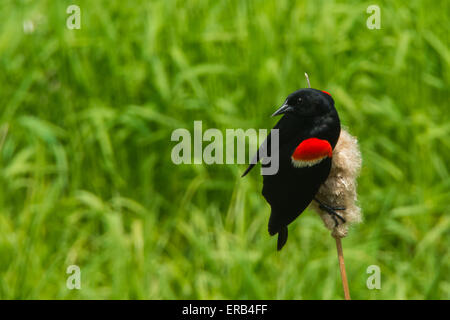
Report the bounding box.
[241,134,268,177]
[241,117,298,177]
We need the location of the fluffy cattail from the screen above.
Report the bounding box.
[310,128,362,238]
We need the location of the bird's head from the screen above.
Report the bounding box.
[272,88,335,118]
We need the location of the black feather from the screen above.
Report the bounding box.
[277,226,288,251]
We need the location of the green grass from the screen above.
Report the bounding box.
[0,0,449,299]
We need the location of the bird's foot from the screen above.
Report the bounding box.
[314,198,346,227]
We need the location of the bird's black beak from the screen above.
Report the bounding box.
[271,103,294,117]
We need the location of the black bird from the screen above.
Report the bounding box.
[242,88,344,250]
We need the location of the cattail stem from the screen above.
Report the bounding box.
[335,237,351,300]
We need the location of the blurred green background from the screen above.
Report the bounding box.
[0,0,448,299]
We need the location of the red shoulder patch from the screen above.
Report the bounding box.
[322,90,331,97]
[292,138,332,161]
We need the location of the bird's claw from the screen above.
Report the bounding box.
[314,198,346,227]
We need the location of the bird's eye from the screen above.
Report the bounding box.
[298,98,302,103]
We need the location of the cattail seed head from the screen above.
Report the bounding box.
[310,129,362,238]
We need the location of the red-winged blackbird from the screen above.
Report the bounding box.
[242,88,343,250]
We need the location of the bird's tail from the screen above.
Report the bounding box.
[277,226,288,251]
